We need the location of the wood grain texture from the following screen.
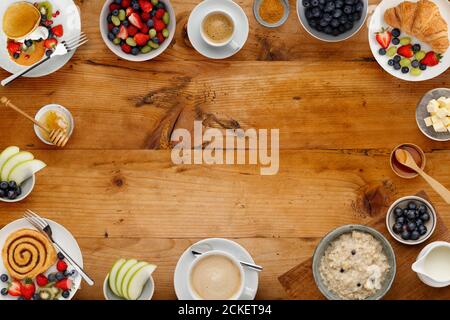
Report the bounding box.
[0,0,449,299]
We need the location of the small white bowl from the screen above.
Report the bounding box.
[34,104,74,146]
[99,0,176,62]
[103,274,155,300]
[0,175,35,203]
[386,196,437,245]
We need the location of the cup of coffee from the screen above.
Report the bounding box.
[188,250,245,300]
[200,10,239,49]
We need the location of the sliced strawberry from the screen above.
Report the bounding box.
[155,8,165,19]
[421,51,442,67]
[57,260,68,272]
[55,278,72,291]
[153,18,165,32]
[44,38,58,49]
[36,274,48,287]
[129,12,144,29]
[134,33,150,46]
[121,43,132,54]
[139,0,153,13]
[126,7,134,17]
[121,0,131,8]
[51,24,64,37]
[117,25,128,40]
[109,3,121,12]
[375,28,391,49]
[7,41,21,55]
[397,44,414,58]
[8,280,22,297]
[157,32,165,44]
[20,278,35,300]
[127,25,138,36]
[141,11,151,22]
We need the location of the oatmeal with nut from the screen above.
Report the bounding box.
[319,231,390,300]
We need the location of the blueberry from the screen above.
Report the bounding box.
[335,0,344,8]
[353,12,361,21]
[406,210,415,220]
[48,273,56,282]
[152,37,160,44]
[62,290,70,298]
[393,223,403,234]
[412,44,421,52]
[320,18,329,27]
[156,2,165,9]
[330,19,339,28]
[24,39,33,47]
[392,37,400,45]
[401,230,411,240]
[303,0,312,7]
[410,230,420,241]
[344,21,353,30]
[8,181,16,189]
[131,47,139,55]
[311,0,319,6]
[108,32,115,41]
[306,8,314,19]
[0,189,5,198]
[419,63,427,70]
[56,272,65,280]
[122,20,129,27]
[45,50,52,57]
[394,207,403,217]
[333,9,343,18]
[324,1,335,12]
[339,15,347,24]
[396,216,405,224]
[112,9,119,16]
[391,28,401,38]
[147,19,154,27]
[343,5,352,14]
[418,205,427,214]
[0,182,7,190]
[420,213,430,222]
[324,26,333,34]
[418,224,427,235]
[407,222,417,232]
[114,0,122,4]
[7,190,16,200]
[393,62,401,70]
[33,293,40,300]
[107,14,112,23]
[407,201,417,210]
[112,27,120,35]
[0,274,8,282]
[1,288,8,295]
[308,19,317,27]
[57,252,65,260]
[331,27,340,36]
[132,3,140,10]
[323,13,333,22]
[379,48,386,55]
[311,7,321,17]
[355,1,363,12]
[415,219,423,226]
[338,25,346,32]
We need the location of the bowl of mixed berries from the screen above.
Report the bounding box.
[100,0,175,61]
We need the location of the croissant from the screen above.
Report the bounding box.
[384,0,449,54]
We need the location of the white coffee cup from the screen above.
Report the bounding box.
[188,250,245,300]
[200,10,239,50]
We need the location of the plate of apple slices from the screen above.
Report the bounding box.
[0,146,46,202]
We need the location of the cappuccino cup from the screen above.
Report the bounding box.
[200,10,239,50]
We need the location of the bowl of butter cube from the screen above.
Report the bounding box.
[416,88,450,142]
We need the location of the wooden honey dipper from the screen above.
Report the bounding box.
[1,97,70,147]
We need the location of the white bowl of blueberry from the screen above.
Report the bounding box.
[100,0,176,61]
[386,196,437,245]
[0,175,35,203]
[297,0,368,42]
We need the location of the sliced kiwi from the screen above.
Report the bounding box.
[38,1,53,20]
[38,288,54,300]
[22,42,35,54]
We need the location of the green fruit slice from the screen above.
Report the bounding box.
[108,259,126,296]
[1,151,34,181]
[38,1,53,19]
[0,146,19,176]
[8,159,46,185]
[127,264,156,300]
[116,259,138,298]
[121,261,148,300]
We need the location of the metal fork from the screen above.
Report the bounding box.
[1,32,88,86]
[24,209,94,286]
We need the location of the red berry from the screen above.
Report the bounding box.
[36,274,48,287]
[8,280,21,297]
[108,23,114,31]
[57,260,68,272]
[126,7,134,17]
[20,279,35,300]
[157,32,165,44]
[134,33,150,46]
[121,43,132,53]
[139,0,153,13]
[141,12,151,22]
[109,3,121,12]
[127,25,138,36]
[121,0,131,8]
[140,24,149,34]
[153,18,165,32]
[55,278,72,291]
[51,24,64,37]
[155,8,165,19]
[117,25,129,40]
[129,12,144,29]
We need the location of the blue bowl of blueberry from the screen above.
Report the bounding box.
[297,0,368,42]
[386,196,437,245]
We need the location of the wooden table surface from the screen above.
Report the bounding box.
[0,0,449,300]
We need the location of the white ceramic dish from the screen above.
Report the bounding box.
[297,0,369,42]
[416,88,450,141]
[0,218,83,300]
[386,196,437,245]
[187,0,249,60]
[99,0,176,62]
[34,104,74,146]
[0,0,81,77]
[174,238,259,300]
[368,0,450,81]
[0,175,35,203]
[103,274,155,300]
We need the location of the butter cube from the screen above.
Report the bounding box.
[443,117,450,127]
[436,108,448,119]
[424,117,433,127]
[427,100,439,113]
[433,121,446,132]
[431,115,440,123]
[437,97,447,108]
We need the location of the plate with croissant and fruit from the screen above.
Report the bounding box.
[369,0,450,81]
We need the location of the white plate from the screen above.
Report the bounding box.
[368,0,450,81]
[187,0,249,60]
[0,0,81,77]
[174,238,259,300]
[0,218,83,300]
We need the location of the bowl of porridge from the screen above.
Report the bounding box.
[312,225,396,300]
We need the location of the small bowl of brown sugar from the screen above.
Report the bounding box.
[254,0,290,28]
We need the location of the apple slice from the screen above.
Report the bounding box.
[126,263,156,300]
[120,261,148,300]
[108,258,126,297]
[1,151,34,181]
[0,146,19,175]
[8,159,46,185]
[115,259,138,298]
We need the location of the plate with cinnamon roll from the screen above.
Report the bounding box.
[0,218,82,300]
[369,0,450,81]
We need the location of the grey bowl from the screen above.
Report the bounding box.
[253,0,290,28]
[312,224,396,300]
[297,0,369,42]
[416,88,450,142]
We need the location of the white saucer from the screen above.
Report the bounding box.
[0,0,81,77]
[0,218,83,300]
[174,238,259,300]
[187,0,249,59]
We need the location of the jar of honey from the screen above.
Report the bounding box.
[34,104,74,145]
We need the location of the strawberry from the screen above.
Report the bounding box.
[8,280,21,297]
[44,38,58,49]
[20,278,35,300]
[141,11,151,22]
[121,43,132,53]
[157,32,165,44]
[121,0,131,8]
[36,274,48,287]
[109,3,121,12]
[139,0,153,13]
[134,33,150,46]
[129,12,144,29]
[117,25,128,40]
[127,25,138,36]
[7,41,21,55]
[375,28,391,49]
[397,44,414,58]
[108,23,114,31]
[155,8,165,19]
[421,51,442,67]
[153,18,165,32]
[126,7,134,17]
[140,24,149,34]
[57,260,68,272]
[51,24,64,37]
[55,278,72,291]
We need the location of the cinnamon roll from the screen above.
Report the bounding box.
[2,229,56,279]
